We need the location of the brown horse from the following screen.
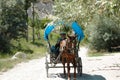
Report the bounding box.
[60,35,77,80]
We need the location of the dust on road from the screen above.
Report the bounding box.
[0,47,120,80]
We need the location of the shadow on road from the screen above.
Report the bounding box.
[49,73,106,80]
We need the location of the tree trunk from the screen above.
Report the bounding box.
[32,2,35,43]
[25,0,29,42]
[37,32,40,40]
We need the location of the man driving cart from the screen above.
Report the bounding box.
[51,32,66,58]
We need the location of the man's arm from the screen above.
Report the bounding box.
[55,38,61,48]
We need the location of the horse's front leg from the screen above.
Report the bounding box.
[67,62,70,80]
[62,57,66,77]
[73,59,76,80]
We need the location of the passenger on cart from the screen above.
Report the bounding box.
[51,32,66,58]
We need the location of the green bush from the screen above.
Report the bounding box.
[86,15,120,51]
[0,0,27,53]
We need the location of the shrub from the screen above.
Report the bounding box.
[86,15,120,51]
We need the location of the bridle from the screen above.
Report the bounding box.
[66,37,76,54]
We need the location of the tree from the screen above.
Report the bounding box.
[26,0,52,42]
[53,0,120,51]
[0,0,27,53]
[86,15,120,51]
[24,0,38,42]
[53,0,120,27]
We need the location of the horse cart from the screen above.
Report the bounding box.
[44,21,84,79]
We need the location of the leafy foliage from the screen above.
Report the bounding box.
[0,0,27,53]
[59,24,72,33]
[53,0,120,27]
[28,15,51,40]
[54,0,120,51]
[37,18,51,29]
[86,15,120,51]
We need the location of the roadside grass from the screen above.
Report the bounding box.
[88,49,120,57]
[0,58,24,72]
[88,51,106,57]
[0,30,59,72]
[0,39,47,72]
[88,49,110,57]
[0,40,46,72]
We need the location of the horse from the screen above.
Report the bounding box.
[60,34,77,80]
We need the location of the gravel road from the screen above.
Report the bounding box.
[0,47,120,80]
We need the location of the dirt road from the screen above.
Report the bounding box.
[0,47,120,80]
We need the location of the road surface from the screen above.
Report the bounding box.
[0,47,120,80]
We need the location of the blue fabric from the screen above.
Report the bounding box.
[71,21,84,41]
[44,24,54,40]
[44,21,84,41]
[51,46,56,53]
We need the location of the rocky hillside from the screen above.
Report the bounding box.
[27,0,54,19]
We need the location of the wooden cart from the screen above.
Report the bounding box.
[45,40,82,77]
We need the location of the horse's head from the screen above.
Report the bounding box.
[60,34,77,53]
[66,34,77,53]
[67,34,77,48]
[60,39,67,52]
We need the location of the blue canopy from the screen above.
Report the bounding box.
[71,21,84,41]
[44,24,54,41]
[44,21,84,41]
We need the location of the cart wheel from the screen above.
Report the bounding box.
[77,57,82,76]
[45,54,49,77]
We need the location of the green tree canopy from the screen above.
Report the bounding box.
[0,0,27,53]
[53,0,120,51]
